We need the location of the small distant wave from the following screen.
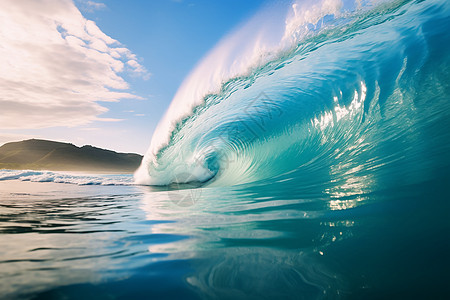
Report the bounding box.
[0,169,135,186]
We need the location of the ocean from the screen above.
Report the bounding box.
[1,0,450,299]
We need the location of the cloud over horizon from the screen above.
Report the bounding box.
[0,0,149,129]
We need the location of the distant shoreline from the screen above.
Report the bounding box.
[0,139,143,174]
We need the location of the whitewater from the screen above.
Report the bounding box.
[1,0,449,299]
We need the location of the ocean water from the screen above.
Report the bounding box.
[1,0,450,299]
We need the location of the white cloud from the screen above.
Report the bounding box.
[0,0,149,129]
[77,1,107,13]
[86,1,107,11]
[127,59,149,78]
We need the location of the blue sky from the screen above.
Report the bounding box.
[0,0,266,154]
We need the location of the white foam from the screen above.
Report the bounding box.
[0,169,134,186]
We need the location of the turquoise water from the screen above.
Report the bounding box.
[1,0,450,298]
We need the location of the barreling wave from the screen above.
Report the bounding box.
[135,0,450,189]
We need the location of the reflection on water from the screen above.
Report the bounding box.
[0,179,356,299]
[135,175,448,299]
[0,172,449,299]
[139,186,348,299]
[0,182,147,298]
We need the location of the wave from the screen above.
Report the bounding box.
[0,169,134,186]
[135,0,450,188]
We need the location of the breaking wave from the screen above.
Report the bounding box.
[136,0,450,189]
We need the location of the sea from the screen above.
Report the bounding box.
[1,0,449,299]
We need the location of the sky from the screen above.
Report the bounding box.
[0,0,267,154]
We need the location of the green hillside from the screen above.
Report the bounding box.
[0,139,143,173]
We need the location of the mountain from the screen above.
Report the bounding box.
[0,139,143,173]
